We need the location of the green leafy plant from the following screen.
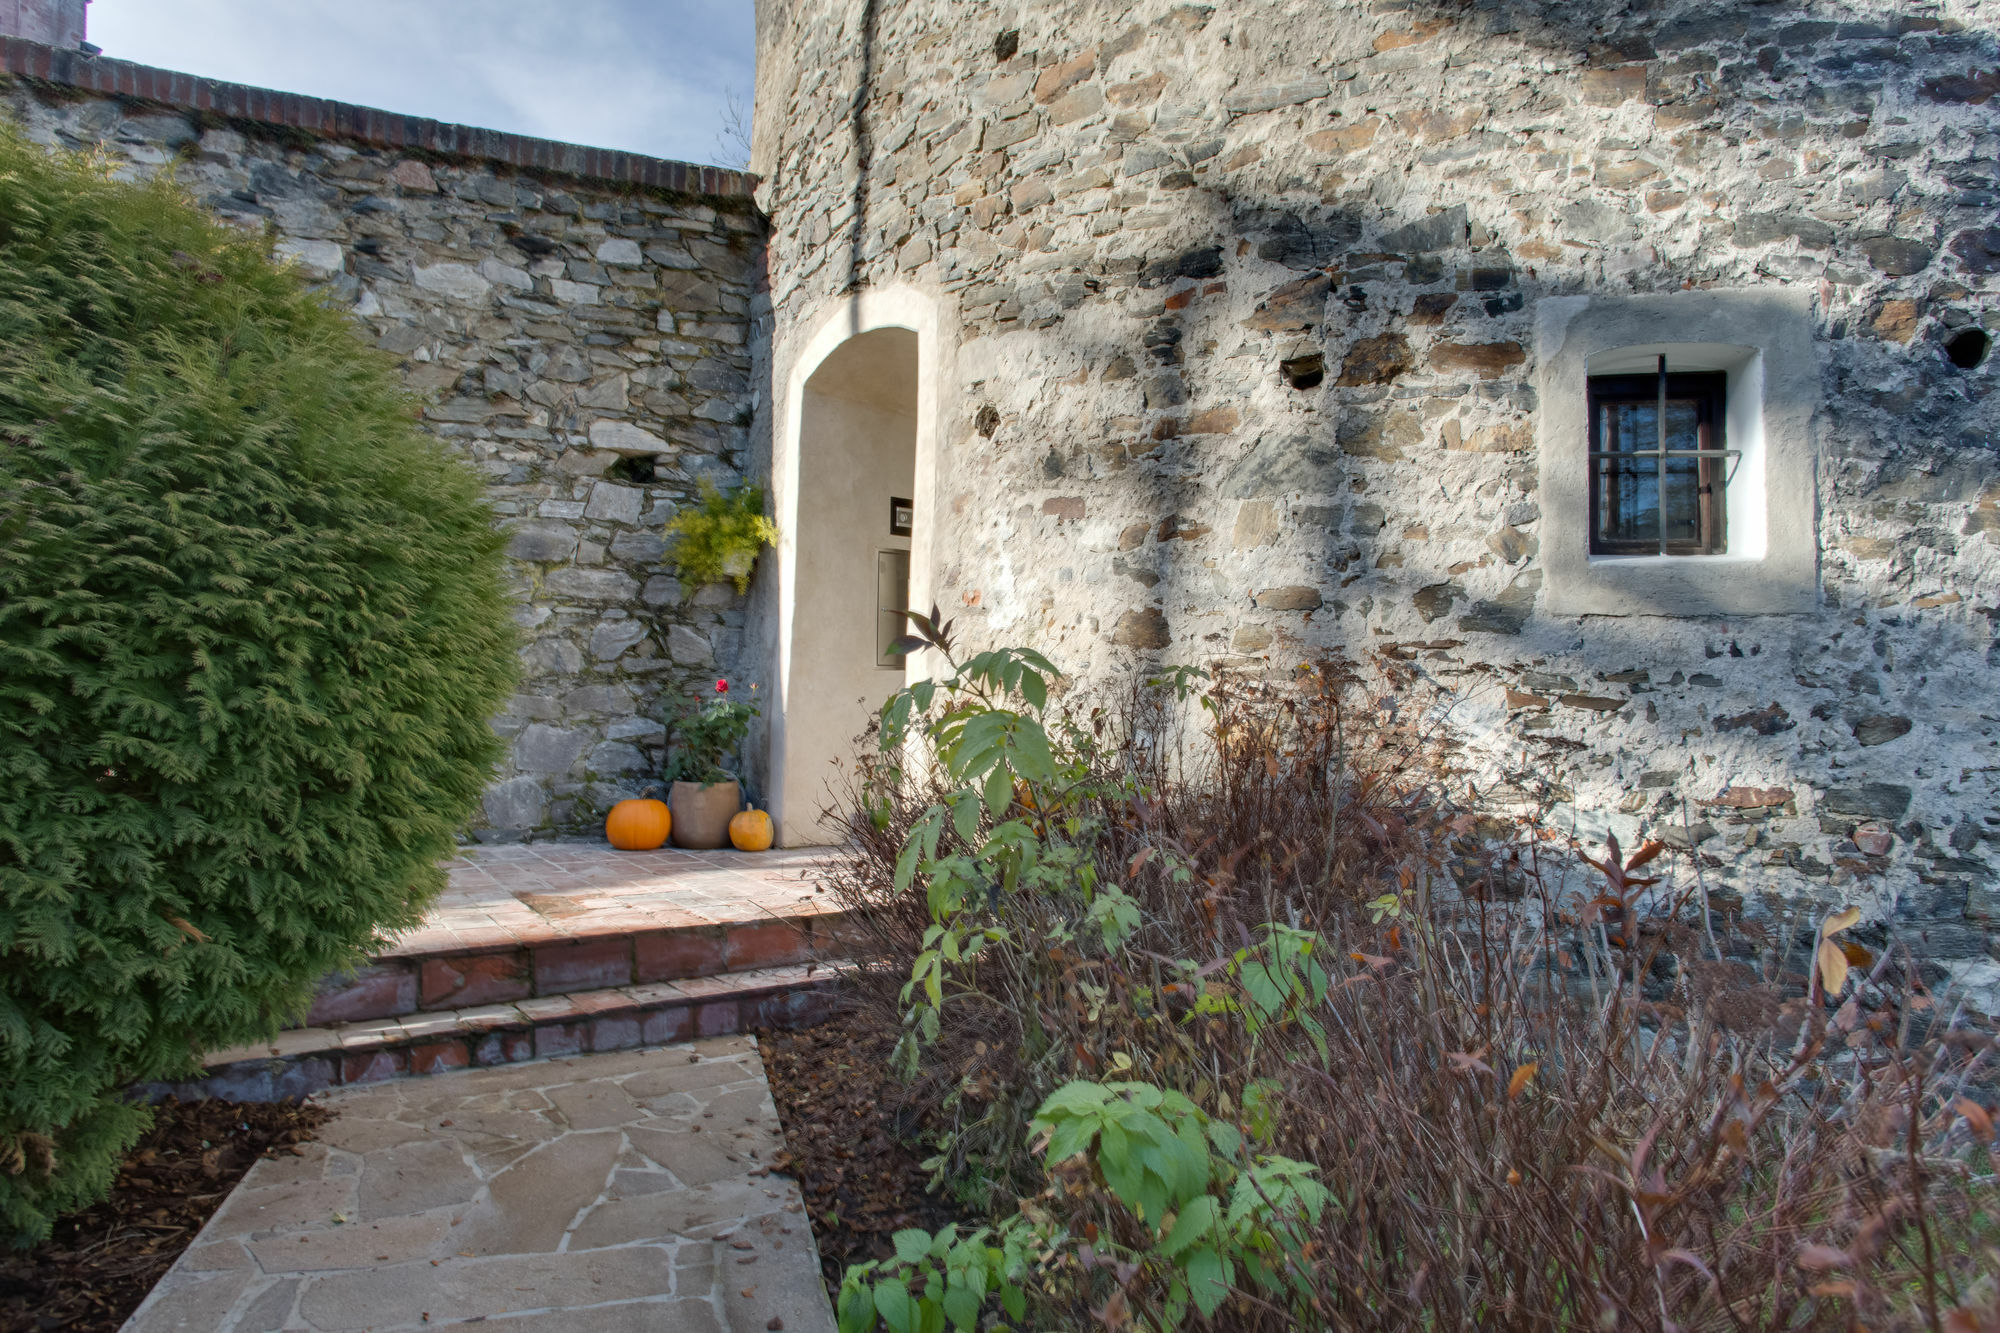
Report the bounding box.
[1230,923,1330,1057]
[663,678,758,785]
[665,478,777,594]
[874,610,1151,1065]
[0,129,516,1243]
[837,1081,1329,1331]
[1031,1080,1329,1324]
[836,1221,1040,1333]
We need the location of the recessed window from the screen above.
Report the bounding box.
[1588,360,1732,556]
[1533,290,1818,618]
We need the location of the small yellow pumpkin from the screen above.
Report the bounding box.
[605,798,671,850]
[728,806,775,852]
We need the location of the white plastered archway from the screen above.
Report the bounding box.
[768,283,948,846]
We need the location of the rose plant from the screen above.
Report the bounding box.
[664,678,759,786]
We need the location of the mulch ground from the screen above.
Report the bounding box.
[0,1098,329,1333]
[758,1006,967,1299]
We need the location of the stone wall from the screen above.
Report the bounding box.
[752,0,2000,986]
[3,50,769,840]
[0,0,86,50]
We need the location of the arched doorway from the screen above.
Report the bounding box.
[771,325,920,843]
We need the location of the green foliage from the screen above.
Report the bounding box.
[837,1080,1331,1332]
[1230,924,1330,1057]
[662,680,758,785]
[858,614,1335,1326]
[875,634,1152,1069]
[1032,1080,1330,1324]
[0,129,516,1243]
[664,478,777,594]
[836,1221,1038,1333]
[1035,1081,1217,1230]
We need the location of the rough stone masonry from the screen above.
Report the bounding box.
[0,43,771,841]
[6,1,2000,994]
[750,0,2000,991]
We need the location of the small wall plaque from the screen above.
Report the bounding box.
[889,496,913,537]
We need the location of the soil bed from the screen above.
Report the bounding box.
[759,1006,966,1299]
[0,1098,329,1333]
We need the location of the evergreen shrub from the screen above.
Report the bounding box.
[0,130,517,1243]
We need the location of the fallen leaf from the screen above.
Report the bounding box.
[1508,1062,1538,1100]
[1957,1098,1995,1142]
[1816,937,1851,997]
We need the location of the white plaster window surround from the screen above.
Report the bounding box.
[1535,289,1820,616]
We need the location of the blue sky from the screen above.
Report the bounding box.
[86,1,756,167]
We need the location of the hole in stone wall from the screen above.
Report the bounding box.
[994,29,1019,61]
[1945,328,1991,370]
[975,404,1000,437]
[606,454,656,484]
[507,230,560,258]
[1280,352,1325,390]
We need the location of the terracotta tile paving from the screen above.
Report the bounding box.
[384,843,839,957]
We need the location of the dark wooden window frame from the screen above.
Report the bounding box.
[1587,361,1734,557]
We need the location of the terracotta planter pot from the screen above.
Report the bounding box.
[669,779,741,850]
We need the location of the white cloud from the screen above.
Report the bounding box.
[86,0,754,167]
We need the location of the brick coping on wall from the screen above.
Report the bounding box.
[0,35,757,199]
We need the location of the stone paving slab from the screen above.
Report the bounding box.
[407,844,837,955]
[125,1038,836,1333]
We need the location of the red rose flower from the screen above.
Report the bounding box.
[715,679,728,693]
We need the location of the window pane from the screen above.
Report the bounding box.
[1587,370,1728,556]
[1663,399,1702,451]
[1597,398,1705,454]
[1596,459,1657,546]
[1598,401,1651,452]
[1663,457,1703,545]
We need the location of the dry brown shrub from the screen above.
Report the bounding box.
[817,655,2000,1331]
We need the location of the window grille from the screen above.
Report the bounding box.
[1587,357,1734,556]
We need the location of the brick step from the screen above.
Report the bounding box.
[303,906,856,1027]
[151,961,850,1104]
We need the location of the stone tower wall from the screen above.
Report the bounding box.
[0,0,86,49]
[752,0,2000,984]
[2,43,769,840]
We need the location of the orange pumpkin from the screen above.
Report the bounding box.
[605,798,671,850]
[728,807,774,852]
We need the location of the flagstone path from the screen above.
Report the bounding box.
[125,1036,836,1333]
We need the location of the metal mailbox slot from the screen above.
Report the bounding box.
[876,548,911,668]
